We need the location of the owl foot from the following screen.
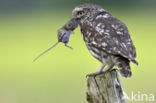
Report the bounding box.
[86,68,117,77]
[109,68,117,72]
[86,71,104,77]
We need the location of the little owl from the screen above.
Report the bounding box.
[72,4,138,77]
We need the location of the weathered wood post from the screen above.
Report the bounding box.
[86,69,126,103]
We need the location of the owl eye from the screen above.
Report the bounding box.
[67,24,71,28]
[77,11,84,15]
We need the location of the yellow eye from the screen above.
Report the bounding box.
[77,11,83,15]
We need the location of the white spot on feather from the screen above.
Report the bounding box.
[104,32,109,35]
[113,47,117,51]
[127,42,131,44]
[103,14,110,18]
[95,23,105,35]
[116,41,119,45]
[118,51,121,54]
[107,50,111,53]
[112,24,118,29]
[102,42,107,47]
[105,29,110,33]
[129,54,133,58]
[122,43,127,50]
[86,20,93,27]
[88,32,91,37]
[116,31,123,35]
[98,9,105,12]
[113,38,119,45]
[92,41,97,45]
[96,14,110,19]
[128,39,131,42]
[74,7,83,11]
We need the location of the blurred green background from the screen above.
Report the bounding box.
[0,0,156,103]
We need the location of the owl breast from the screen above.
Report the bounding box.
[81,21,114,65]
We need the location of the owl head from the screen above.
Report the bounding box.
[72,4,105,21]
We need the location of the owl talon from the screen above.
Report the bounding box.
[109,68,117,72]
[86,69,117,78]
[86,72,103,78]
[86,73,95,77]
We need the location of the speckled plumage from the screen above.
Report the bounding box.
[72,4,138,77]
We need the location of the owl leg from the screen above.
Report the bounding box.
[86,63,106,77]
[102,64,114,73]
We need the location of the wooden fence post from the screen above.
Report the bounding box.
[86,69,126,103]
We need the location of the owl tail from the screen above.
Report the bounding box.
[114,56,132,78]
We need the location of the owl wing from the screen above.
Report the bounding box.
[90,13,137,64]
